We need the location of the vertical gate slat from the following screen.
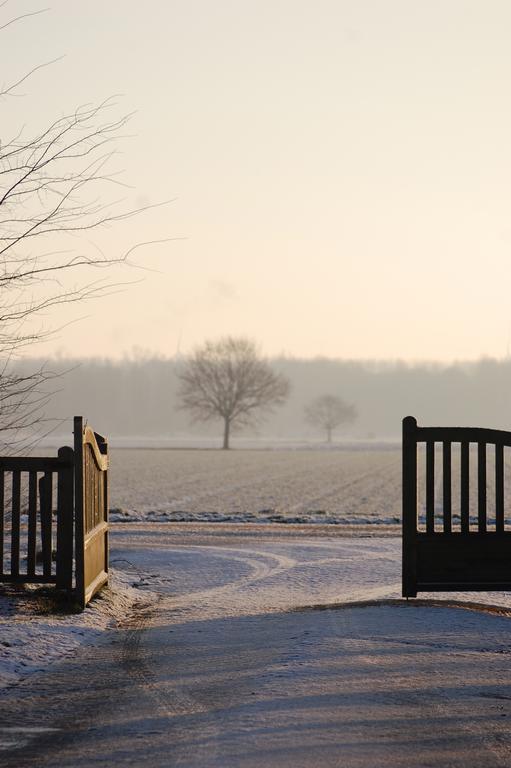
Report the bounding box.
[95,467,100,528]
[74,417,85,608]
[11,471,21,577]
[0,471,4,575]
[443,441,452,533]
[461,442,470,532]
[56,447,74,591]
[44,472,53,578]
[402,416,418,597]
[103,461,109,577]
[27,471,37,577]
[426,441,435,533]
[496,443,504,533]
[39,472,53,578]
[478,442,487,533]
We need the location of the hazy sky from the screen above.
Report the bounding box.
[3,1,511,361]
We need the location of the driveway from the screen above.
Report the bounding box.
[1,524,511,767]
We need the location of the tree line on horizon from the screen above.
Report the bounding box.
[10,347,511,445]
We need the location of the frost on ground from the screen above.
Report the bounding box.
[108,448,403,525]
[3,521,511,695]
[108,446,511,528]
[0,568,154,691]
[3,526,511,766]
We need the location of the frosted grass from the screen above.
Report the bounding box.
[108,448,402,525]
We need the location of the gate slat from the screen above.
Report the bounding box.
[39,472,53,578]
[56,447,74,591]
[426,441,435,533]
[11,471,20,577]
[0,471,4,575]
[496,443,504,533]
[443,441,452,533]
[461,442,470,532]
[27,471,37,577]
[478,442,487,533]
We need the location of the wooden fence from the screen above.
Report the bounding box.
[403,416,511,596]
[0,418,108,609]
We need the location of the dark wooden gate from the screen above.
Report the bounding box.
[0,417,108,609]
[74,417,109,610]
[403,416,511,596]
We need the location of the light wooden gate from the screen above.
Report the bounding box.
[74,417,109,609]
[0,417,108,609]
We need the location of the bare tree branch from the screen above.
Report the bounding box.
[0,5,171,446]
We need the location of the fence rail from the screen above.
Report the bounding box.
[0,418,108,609]
[403,416,511,596]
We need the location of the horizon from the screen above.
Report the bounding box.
[18,350,511,368]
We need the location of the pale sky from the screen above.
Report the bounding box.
[3,0,511,361]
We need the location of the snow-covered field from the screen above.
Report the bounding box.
[107,444,511,530]
[108,447,402,526]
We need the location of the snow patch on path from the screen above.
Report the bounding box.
[0,569,156,692]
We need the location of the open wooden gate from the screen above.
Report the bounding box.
[403,416,511,597]
[74,417,109,609]
[0,417,108,609]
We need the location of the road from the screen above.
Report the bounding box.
[2,524,511,767]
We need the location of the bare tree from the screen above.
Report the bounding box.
[0,4,167,448]
[304,394,357,443]
[177,337,290,449]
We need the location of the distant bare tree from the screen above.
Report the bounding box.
[0,5,168,448]
[177,337,290,449]
[305,394,357,443]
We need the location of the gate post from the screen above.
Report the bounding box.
[74,416,85,609]
[402,416,418,597]
[56,446,74,591]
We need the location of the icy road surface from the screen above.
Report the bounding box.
[2,524,511,767]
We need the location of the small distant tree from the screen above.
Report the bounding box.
[305,394,357,443]
[177,337,290,449]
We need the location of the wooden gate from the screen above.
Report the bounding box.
[74,417,109,610]
[403,416,511,597]
[0,417,108,609]
[0,450,74,590]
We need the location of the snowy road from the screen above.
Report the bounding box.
[2,524,511,766]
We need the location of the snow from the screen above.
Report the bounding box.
[105,446,511,530]
[3,444,511,726]
[3,518,511,696]
[0,567,153,691]
[3,523,511,763]
[107,448,403,526]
